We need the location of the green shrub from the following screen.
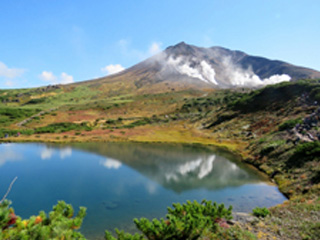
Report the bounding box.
[252,207,270,218]
[106,119,117,124]
[25,98,46,105]
[105,200,233,240]
[310,87,320,102]
[258,138,267,143]
[279,118,302,131]
[260,145,276,156]
[123,118,152,129]
[0,200,86,240]
[286,141,320,168]
[35,122,92,134]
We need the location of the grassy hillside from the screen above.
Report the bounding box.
[1,79,320,239]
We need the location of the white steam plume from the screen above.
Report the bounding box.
[262,74,291,85]
[164,53,290,88]
[167,56,218,85]
[221,56,291,87]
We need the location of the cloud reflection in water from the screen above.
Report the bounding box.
[60,147,72,159]
[40,147,54,160]
[100,158,122,169]
[40,147,73,160]
[0,144,23,167]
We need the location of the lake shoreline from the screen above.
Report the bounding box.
[2,136,319,240]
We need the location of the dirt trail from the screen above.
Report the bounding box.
[16,108,57,127]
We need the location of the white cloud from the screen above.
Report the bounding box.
[60,72,74,84]
[100,158,122,169]
[39,71,74,85]
[101,64,125,75]
[39,71,57,82]
[148,42,162,55]
[0,61,25,79]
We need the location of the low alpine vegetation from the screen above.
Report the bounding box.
[0,200,86,240]
[105,200,255,240]
[1,199,257,240]
[252,207,270,218]
[34,122,92,134]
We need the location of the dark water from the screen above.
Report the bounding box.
[0,142,286,239]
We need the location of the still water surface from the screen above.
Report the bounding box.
[0,142,286,239]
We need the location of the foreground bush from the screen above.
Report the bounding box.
[105,200,255,240]
[1,199,257,240]
[0,200,86,240]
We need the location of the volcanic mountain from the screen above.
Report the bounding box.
[80,42,320,94]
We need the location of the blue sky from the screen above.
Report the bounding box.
[0,0,319,89]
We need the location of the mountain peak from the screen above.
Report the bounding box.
[97,42,320,93]
[176,41,188,46]
[165,41,196,55]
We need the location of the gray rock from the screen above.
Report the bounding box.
[232,212,257,224]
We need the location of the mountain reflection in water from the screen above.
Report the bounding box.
[154,154,252,192]
[68,142,267,193]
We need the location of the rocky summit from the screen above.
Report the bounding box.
[87,42,320,92]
